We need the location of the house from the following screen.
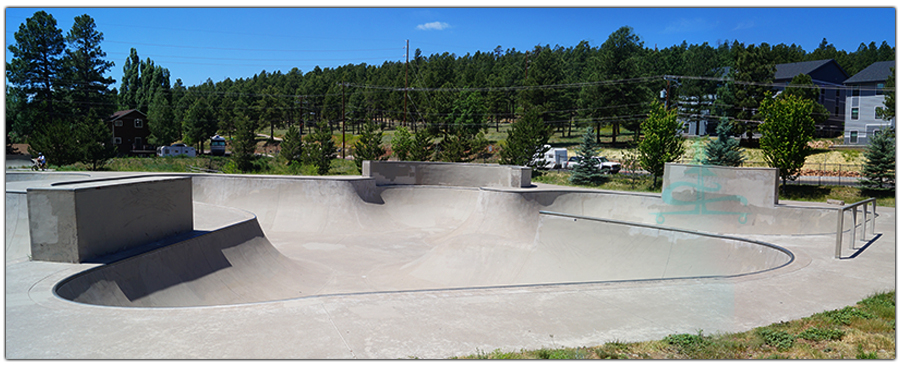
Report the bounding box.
[680,60,849,138]
[107,109,152,155]
[677,94,715,136]
[772,59,849,137]
[843,60,895,146]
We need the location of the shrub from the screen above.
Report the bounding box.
[756,328,795,350]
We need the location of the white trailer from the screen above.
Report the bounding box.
[157,143,197,157]
[535,145,568,169]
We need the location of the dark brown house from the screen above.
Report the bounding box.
[107,109,152,155]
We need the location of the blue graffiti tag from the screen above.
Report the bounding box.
[654,166,749,224]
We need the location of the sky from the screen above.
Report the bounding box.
[4,3,897,88]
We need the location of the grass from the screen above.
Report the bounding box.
[454,291,895,359]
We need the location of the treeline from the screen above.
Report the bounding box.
[6,10,895,165]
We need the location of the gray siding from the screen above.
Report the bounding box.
[844,92,893,145]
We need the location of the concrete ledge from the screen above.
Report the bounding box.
[27,176,193,263]
[663,163,779,208]
[363,160,531,188]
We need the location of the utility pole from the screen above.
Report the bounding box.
[299,96,304,134]
[666,77,671,110]
[525,50,529,79]
[405,39,409,128]
[341,81,346,159]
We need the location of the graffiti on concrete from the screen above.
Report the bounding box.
[654,165,749,224]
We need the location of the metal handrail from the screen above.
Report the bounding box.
[835,198,876,259]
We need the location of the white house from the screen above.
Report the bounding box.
[843,61,895,146]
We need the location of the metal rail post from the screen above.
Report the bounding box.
[862,202,867,242]
[835,208,844,258]
[834,198,877,259]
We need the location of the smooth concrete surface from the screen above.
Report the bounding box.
[4,169,895,359]
[662,163,779,207]
[363,160,532,188]
[26,176,193,263]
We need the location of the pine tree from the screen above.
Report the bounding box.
[28,120,81,167]
[569,128,606,185]
[7,11,66,122]
[859,128,895,190]
[76,112,117,171]
[353,120,386,170]
[305,121,336,175]
[390,126,413,161]
[231,113,258,172]
[279,124,302,166]
[702,118,745,166]
[499,107,550,167]
[62,14,115,118]
[409,129,435,162]
[182,98,217,153]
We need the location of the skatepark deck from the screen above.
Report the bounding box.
[4,167,895,358]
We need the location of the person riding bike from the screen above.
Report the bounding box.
[36,153,46,171]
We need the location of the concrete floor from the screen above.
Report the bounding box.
[4,170,895,359]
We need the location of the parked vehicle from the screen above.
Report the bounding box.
[565,155,621,173]
[157,143,197,157]
[210,135,227,156]
[534,145,568,169]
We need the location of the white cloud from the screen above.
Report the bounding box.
[663,18,707,34]
[733,21,755,31]
[416,21,450,31]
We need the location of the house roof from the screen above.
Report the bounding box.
[718,59,849,83]
[107,109,147,121]
[844,61,896,84]
[774,59,848,82]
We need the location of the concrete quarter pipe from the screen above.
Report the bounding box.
[4,163,895,359]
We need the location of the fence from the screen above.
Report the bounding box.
[673,158,864,187]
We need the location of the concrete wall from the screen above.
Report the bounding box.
[663,163,779,208]
[27,177,193,263]
[363,160,531,188]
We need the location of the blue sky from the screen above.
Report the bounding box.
[5,5,896,88]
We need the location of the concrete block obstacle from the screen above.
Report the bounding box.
[26,176,192,263]
[363,160,532,188]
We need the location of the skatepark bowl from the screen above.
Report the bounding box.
[5,162,894,359]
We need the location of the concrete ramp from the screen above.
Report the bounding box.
[55,204,333,307]
[400,211,792,288]
[45,173,801,308]
[5,192,31,263]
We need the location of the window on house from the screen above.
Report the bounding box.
[135,119,143,128]
[113,137,122,144]
[852,86,860,97]
[835,88,840,97]
[851,108,859,120]
[850,131,858,144]
[115,120,123,127]
[875,107,883,119]
[876,83,885,95]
